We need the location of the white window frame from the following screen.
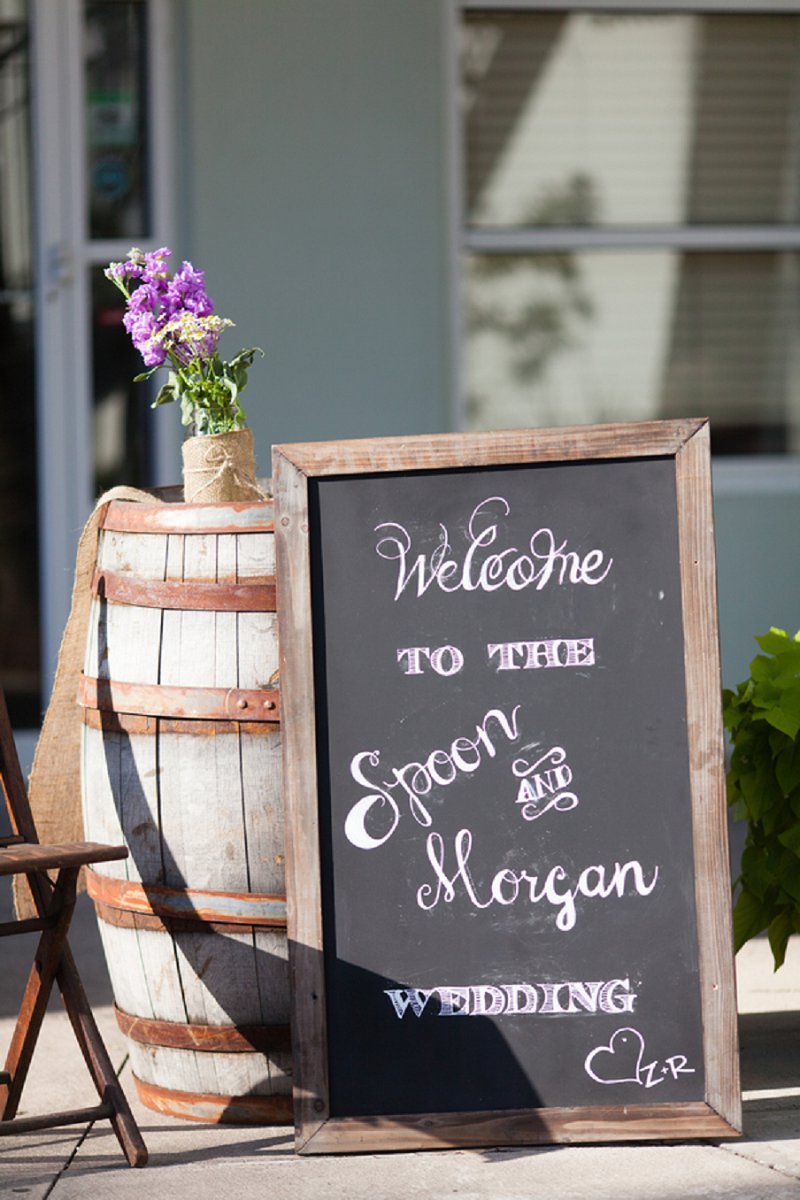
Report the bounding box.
[449,0,800,498]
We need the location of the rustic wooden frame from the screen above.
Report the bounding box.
[273,419,741,1154]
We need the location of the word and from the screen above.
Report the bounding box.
[384,977,637,1019]
[584,1027,695,1088]
[417,828,659,930]
[345,705,521,850]
[375,496,613,601]
[396,638,596,676]
[513,745,578,821]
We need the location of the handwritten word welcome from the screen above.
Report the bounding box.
[375,496,613,602]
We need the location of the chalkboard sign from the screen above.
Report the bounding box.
[273,420,741,1154]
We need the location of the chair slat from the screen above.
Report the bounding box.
[0,841,128,877]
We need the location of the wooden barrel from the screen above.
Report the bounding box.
[79,493,291,1124]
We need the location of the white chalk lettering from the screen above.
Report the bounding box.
[585,1029,695,1088]
[397,645,465,677]
[396,646,429,675]
[512,745,579,822]
[416,828,659,929]
[345,706,521,850]
[383,988,435,1019]
[384,978,637,1019]
[503,984,539,1014]
[430,645,464,676]
[375,497,612,601]
[487,638,595,671]
[664,1055,695,1079]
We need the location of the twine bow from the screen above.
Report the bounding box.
[181,431,269,503]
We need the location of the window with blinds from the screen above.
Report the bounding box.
[460,8,800,453]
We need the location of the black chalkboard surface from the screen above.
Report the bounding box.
[273,420,741,1154]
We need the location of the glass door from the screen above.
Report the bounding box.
[0,0,38,727]
[30,0,175,724]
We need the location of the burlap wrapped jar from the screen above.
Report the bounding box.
[181,427,267,502]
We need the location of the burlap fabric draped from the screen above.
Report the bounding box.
[14,486,161,917]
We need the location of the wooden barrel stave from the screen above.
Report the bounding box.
[80,497,289,1122]
[81,725,161,882]
[126,1043,292,1108]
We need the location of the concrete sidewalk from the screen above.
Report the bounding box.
[2,886,800,1200]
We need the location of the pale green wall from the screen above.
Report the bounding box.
[174,2,799,697]
[177,0,451,473]
[715,488,800,690]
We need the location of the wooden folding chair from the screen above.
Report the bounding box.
[0,688,147,1166]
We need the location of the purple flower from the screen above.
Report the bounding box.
[166,262,214,318]
[122,307,165,364]
[143,247,171,279]
[156,313,233,365]
[128,283,163,315]
[104,245,262,434]
[139,339,168,367]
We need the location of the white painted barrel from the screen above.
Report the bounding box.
[79,492,291,1124]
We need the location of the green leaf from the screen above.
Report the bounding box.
[779,824,800,858]
[769,727,792,758]
[180,393,196,427]
[737,757,782,821]
[750,680,782,711]
[751,655,780,683]
[727,632,800,967]
[228,346,263,369]
[776,742,800,796]
[764,683,800,740]
[752,631,800,683]
[731,793,753,822]
[741,843,778,899]
[152,381,177,408]
[733,887,770,952]
[758,662,800,694]
[133,364,162,384]
[222,373,239,407]
[768,910,794,970]
[778,857,800,904]
[755,628,792,656]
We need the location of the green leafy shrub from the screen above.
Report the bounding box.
[723,628,800,969]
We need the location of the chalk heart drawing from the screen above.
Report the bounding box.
[584,1027,645,1085]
